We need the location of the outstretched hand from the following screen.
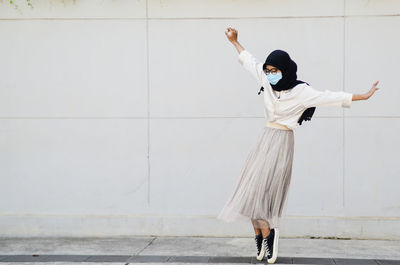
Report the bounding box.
[351,81,381,101]
[364,81,380,100]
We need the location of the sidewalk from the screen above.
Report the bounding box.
[0,236,399,264]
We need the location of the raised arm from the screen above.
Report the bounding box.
[225,27,266,87]
[225,27,244,54]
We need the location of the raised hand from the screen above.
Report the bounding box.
[225,27,238,43]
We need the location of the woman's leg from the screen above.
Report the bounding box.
[251,219,270,237]
[261,226,271,238]
[253,226,261,236]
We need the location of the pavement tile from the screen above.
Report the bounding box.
[292,257,334,264]
[376,260,400,265]
[126,254,171,263]
[167,255,211,262]
[275,256,293,264]
[334,258,379,265]
[1,254,93,262]
[207,255,252,263]
[83,254,131,262]
[43,254,94,262]
[1,254,46,262]
[0,237,153,255]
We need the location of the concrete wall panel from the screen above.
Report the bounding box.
[0,20,147,117]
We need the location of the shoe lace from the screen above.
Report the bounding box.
[262,238,271,256]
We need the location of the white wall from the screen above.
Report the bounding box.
[0,0,399,239]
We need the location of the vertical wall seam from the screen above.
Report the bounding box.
[146,0,151,205]
[342,0,346,209]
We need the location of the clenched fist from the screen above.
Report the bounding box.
[225,27,238,43]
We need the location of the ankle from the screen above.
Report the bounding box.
[262,230,270,238]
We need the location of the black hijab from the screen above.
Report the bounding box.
[258,49,315,125]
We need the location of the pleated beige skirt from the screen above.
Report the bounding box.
[217,124,294,229]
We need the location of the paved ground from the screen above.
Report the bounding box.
[0,236,399,264]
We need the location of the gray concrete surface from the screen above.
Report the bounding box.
[0,236,399,264]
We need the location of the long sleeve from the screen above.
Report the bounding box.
[238,49,266,86]
[302,85,353,108]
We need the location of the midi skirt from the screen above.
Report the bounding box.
[217,125,294,229]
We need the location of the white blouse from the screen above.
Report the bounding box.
[238,49,353,130]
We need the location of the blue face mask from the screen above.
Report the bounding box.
[266,72,282,85]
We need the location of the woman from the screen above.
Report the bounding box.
[217,27,380,264]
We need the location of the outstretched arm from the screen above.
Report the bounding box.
[225,27,244,54]
[302,81,381,109]
[352,81,380,101]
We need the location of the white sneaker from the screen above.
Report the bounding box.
[267,228,279,264]
[256,234,271,261]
